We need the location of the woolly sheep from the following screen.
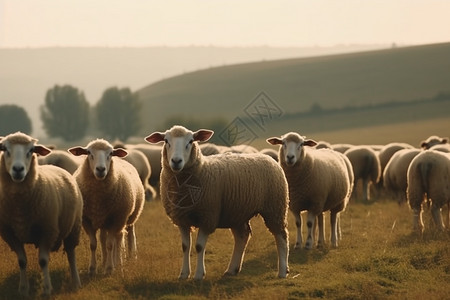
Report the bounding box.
[229,144,259,154]
[420,135,449,150]
[128,143,163,187]
[378,142,414,180]
[344,146,381,202]
[69,139,145,275]
[38,149,82,174]
[0,132,83,296]
[113,143,157,201]
[267,132,353,250]
[383,148,421,204]
[199,142,221,156]
[407,150,450,231]
[331,143,353,153]
[430,144,450,153]
[315,140,332,149]
[145,125,289,280]
[260,148,279,161]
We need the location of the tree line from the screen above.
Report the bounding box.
[0,85,141,142]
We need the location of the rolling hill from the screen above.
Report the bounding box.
[137,42,450,142]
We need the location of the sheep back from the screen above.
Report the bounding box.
[344,146,381,185]
[160,150,289,234]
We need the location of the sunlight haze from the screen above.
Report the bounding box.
[1,0,450,48]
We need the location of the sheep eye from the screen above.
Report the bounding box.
[164,139,170,148]
[186,139,193,149]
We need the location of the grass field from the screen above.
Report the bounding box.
[0,192,448,299]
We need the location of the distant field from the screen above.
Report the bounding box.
[0,198,448,299]
[137,42,450,134]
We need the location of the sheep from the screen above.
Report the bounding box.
[378,142,414,181]
[0,132,83,296]
[430,144,450,153]
[38,149,82,174]
[199,142,221,156]
[145,125,289,280]
[128,143,163,187]
[229,144,259,154]
[383,148,421,204]
[113,143,157,201]
[315,140,332,149]
[69,139,145,275]
[331,143,353,154]
[344,146,381,202]
[267,132,353,250]
[407,150,450,232]
[260,148,279,161]
[420,135,449,150]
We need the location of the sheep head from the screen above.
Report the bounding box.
[145,125,213,173]
[68,139,127,180]
[267,132,317,166]
[0,132,51,182]
[420,135,449,149]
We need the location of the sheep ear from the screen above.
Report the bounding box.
[33,145,52,156]
[145,132,165,144]
[193,129,214,142]
[304,139,318,147]
[112,148,128,158]
[442,137,449,144]
[266,137,283,145]
[68,146,89,156]
[420,141,428,149]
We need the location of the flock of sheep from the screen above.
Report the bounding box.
[0,127,448,296]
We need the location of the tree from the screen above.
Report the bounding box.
[0,104,32,135]
[96,87,141,141]
[40,85,90,141]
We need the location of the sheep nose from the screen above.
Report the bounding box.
[171,158,183,169]
[12,165,24,173]
[286,155,294,162]
[96,166,106,173]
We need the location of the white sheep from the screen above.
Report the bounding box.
[38,149,82,174]
[407,150,450,232]
[344,146,381,202]
[128,143,163,188]
[383,148,421,204]
[69,139,145,275]
[420,135,449,150]
[267,132,353,250]
[199,142,221,156]
[331,143,353,154]
[145,125,289,280]
[260,148,279,161]
[378,142,414,184]
[0,132,83,296]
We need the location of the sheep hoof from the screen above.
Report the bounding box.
[305,243,313,250]
[294,243,302,250]
[223,271,238,277]
[178,273,189,280]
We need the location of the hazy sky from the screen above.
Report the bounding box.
[1,0,450,48]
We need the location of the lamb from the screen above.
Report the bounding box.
[38,149,82,174]
[344,146,381,202]
[407,150,450,232]
[69,139,145,275]
[145,125,289,280]
[420,135,449,149]
[267,132,353,250]
[0,132,83,296]
[383,148,421,204]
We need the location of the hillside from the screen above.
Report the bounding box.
[137,42,450,136]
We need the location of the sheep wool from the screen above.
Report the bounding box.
[267,132,353,250]
[407,150,450,232]
[0,132,83,296]
[146,125,289,280]
[69,139,145,275]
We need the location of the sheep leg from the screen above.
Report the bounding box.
[65,246,81,291]
[225,222,251,276]
[85,226,98,275]
[274,228,289,278]
[100,229,107,269]
[337,213,342,241]
[293,211,302,249]
[330,211,339,248]
[38,246,53,296]
[15,244,29,296]
[305,211,316,250]
[412,207,424,233]
[179,226,191,279]
[363,179,370,202]
[431,202,445,230]
[194,228,209,280]
[126,225,137,260]
[113,231,124,275]
[317,213,325,248]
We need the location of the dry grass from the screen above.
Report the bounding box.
[0,195,448,300]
